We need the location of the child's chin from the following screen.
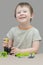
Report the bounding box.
[19,21,27,23]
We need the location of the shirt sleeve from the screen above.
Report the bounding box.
[33,29,42,41]
[7,28,14,40]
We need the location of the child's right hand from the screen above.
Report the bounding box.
[10,47,21,54]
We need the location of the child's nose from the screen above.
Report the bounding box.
[20,14,24,16]
[20,11,24,15]
[20,12,25,16]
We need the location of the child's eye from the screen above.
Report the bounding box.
[23,11,27,13]
[17,12,21,14]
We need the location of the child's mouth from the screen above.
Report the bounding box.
[19,17,26,19]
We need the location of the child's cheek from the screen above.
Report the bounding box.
[16,13,20,18]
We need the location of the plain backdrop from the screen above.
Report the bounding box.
[0,0,43,53]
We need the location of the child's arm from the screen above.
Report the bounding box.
[10,40,40,54]
[21,40,40,54]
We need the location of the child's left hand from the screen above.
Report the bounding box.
[10,47,21,54]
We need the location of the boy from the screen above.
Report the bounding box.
[3,2,41,54]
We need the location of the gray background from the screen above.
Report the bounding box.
[0,0,43,53]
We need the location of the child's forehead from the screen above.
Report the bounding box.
[16,5,30,11]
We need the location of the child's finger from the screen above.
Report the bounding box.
[10,50,15,54]
[11,47,15,50]
[2,42,8,47]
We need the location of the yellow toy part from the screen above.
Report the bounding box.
[4,38,9,43]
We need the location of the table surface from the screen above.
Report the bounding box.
[0,53,43,65]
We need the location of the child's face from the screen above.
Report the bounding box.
[16,6,33,24]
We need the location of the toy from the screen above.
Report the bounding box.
[4,38,9,43]
[15,52,35,58]
[0,38,9,58]
[3,38,11,54]
[15,52,30,57]
[4,47,11,54]
[28,52,35,58]
[0,51,8,58]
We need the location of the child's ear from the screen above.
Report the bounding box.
[31,13,34,19]
[30,13,34,21]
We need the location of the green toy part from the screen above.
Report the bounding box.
[0,51,8,58]
[15,52,31,57]
[15,52,35,57]
[32,52,35,56]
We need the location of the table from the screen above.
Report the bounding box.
[0,53,43,65]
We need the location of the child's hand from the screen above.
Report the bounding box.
[10,47,21,54]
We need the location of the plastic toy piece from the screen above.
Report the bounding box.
[28,52,35,58]
[15,52,35,58]
[15,52,31,57]
[4,47,11,54]
[0,51,8,58]
[3,38,11,54]
[4,38,9,43]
